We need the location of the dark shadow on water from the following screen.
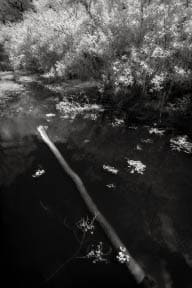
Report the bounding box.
[1,87,192,288]
[0,139,140,288]
[24,81,62,101]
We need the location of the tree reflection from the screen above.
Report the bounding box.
[0,136,36,187]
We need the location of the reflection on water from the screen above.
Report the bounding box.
[0,137,36,186]
[1,82,192,288]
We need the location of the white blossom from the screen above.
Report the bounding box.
[86,242,108,264]
[116,247,130,264]
[76,216,96,234]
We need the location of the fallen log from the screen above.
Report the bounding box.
[37,125,155,287]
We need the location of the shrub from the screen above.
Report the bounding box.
[2,7,87,72]
[1,0,192,122]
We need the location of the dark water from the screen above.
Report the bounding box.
[1,74,192,288]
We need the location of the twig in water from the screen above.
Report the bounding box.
[40,232,86,286]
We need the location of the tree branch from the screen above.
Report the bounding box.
[37,126,154,286]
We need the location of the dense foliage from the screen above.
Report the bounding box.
[0,0,34,22]
[0,0,192,124]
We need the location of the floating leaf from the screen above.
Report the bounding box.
[149,127,165,136]
[126,159,146,174]
[106,183,116,189]
[103,164,118,174]
[128,126,138,130]
[170,136,192,154]
[136,144,142,151]
[112,118,124,127]
[46,113,56,117]
[32,168,45,178]
[141,138,153,144]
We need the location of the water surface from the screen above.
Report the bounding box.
[1,73,192,288]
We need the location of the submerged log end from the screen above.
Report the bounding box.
[139,275,158,288]
[127,258,157,287]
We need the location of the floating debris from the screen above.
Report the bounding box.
[112,118,124,127]
[32,168,45,178]
[40,200,49,212]
[106,183,116,189]
[16,107,23,113]
[128,126,138,130]
[126,159,146,174]
[76,216,96,234]
[136,144,142,151]
[56,101,103,120]
[46,113,56,117]
[116,247,130,264]
[170,135,192,154]
[86,242,109,264]
[83,113,98,120]
[141,138,153,144]
[103,164,118,175]
[149,127,165,136]
[84,139,90,144]
[60,115,70,119]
